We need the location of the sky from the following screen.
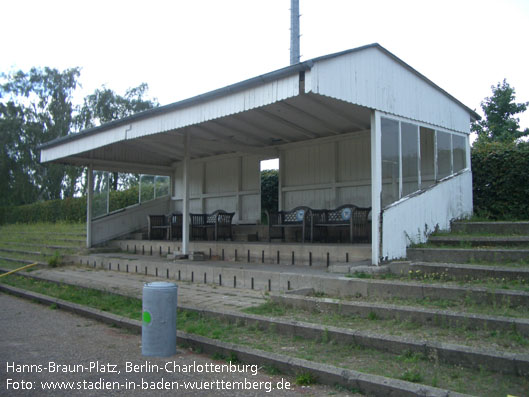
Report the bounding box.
[2,0,529,141]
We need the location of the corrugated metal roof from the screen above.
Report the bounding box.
[38,43,479,151]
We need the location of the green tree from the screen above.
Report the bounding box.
[472,79,529,145]
[261,169,278,222]
[0,67,80,205]
[75,83,159,191]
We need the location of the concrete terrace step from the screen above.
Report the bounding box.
[0,235,85,244]
[0,231,86,237]
[69,253,529,307]
[2,269,528,378]
[451,221,529,235]
[428,235,529,247]
[1,241,78,250]
[392,261,529,282]
[407,247,529,264]
[0,247,51,257]
[271,293,529,337]
[0,284,473,397]
[112,238,372,267]
[0,256,47,266]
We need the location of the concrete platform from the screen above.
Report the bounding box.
[109,239,371,267]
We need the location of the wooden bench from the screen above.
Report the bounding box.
[147,213,183,240]
[170,213,183,240]
[267,206,312,243]
[190,210,235,241]
[311,205,371,243]
[147,214,170,240]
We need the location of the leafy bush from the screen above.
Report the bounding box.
[0,186,141,225]
[261,169,278,224]
[472,142,529,220]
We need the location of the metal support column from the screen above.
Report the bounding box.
[370,111,382,265]
[86,165,94,248]
[182,132,190,255]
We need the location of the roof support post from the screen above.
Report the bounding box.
[182,132,190,255]
[370,110,382,265]
[86,165,94,248]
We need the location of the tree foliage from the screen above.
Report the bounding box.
[472,79,529,145]
[76,83,159,190]
[0,67,80,205]
[0,67,158,207]
[472,141,529,220]
[261,169,278,219]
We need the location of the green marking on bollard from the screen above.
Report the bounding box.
[143,311,152,324]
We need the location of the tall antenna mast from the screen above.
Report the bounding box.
[290,0,300,65]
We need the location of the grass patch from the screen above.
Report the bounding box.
[0,275,142,319]
[1,275,528,396]
[400,369,423,383]
[295,372,317,385]
[242,300,286,316]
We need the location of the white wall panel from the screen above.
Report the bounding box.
[283,189,334,210]
[284,143,334,187]
[91,197,170,246]
[205,197,237,213]
[336,186,371,207]
[337,132,371,182]
[241,195,260,221]
[242,155,260,190]
[205,158,238,193]
[310,47,472,133]
[381,171,473,260]
[280,133,372,210]
[172,153,261,222]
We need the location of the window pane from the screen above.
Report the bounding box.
[93,171,109,218]
[453,134,466,172]
[140,175,155,202]
[420,127,435,189]
[155,176,170,198]
[437,131,452,180]
[401,122,419,196]
[381,118,400,207]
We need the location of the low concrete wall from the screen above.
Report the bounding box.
[91,197,171,246]
[0,283,468,397]
[382,171,473,261]
[451,221,529,235]
[73,254,529,307]
[112,239,371,267]
[270,293,529,337]
[407,247,529,264]
[391,261,529,283]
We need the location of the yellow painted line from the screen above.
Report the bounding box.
[0,262,39,278]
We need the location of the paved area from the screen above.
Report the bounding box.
[94,252,339,275]
[0,293,355,396]
[30,265,268,312]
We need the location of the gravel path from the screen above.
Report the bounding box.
[0,293,356,396]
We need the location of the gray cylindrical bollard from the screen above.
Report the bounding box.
[142,281,178,357]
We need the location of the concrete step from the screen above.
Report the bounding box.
[2,242,78,250]
[0,247,51,256]
[1,274,527,378]
[451,221,529,235]
[0,257,47,266]
[0,282,484,397]
[71,253,529,307]
[391,261,529,282]
[112,239,371,267]
[272,292,529,337]
[428,235,529,247]
[407,247,529,264]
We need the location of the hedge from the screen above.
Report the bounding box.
[472,142,529,220]
[0,186,141,225]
